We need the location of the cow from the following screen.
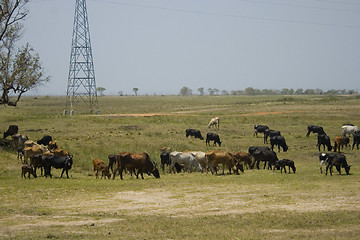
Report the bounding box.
[264,129,281,144]
[47,141,58,150]
[251,149,278,170]
[21,165,37,179]
[184,151,207,172]
[51,148,69,156]
[353,131,360,150]
[37,135,53,146]
[11,134,28,150]
[233,152,252,169]
[325,153,351,176]
[333,136,346,152]
[248,146,271,156]
[169,151,202,173]
[206,133,221,147]
[306,125,325,137]
[44,155,73,178]
[341,125,359,137]
[113,152,160,180]
[317,134,332,151]
[3,125,18,139]
[160,152,170,172]
[30,154,46,177]
[205,151,242,175]
[270,135,288,152]
[92,158,111,179]
[185,129,204,140]
[108,154,117,173]
[253,125,269,137]
[208,117,220,129]
[24,144,50,164]
[273,159,296,174]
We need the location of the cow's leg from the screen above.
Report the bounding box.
[329,165,333,176]
[60,169,65,178]
[325,164,330,175]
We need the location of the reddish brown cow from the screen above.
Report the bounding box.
[92,158,111,179]
[233,152,252,169]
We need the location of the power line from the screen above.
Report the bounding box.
[88,0,360,29]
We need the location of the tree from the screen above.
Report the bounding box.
[198,87,204,96]
[0,0,49,106]
[132,87,138,96]
[96,87,105,96]
[179,86,192,96]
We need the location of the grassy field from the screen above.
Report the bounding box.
[0,95,360,239]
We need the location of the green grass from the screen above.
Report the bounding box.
[0,95,360,239]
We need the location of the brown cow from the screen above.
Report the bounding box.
[113,152,160,180]
[205,151,243,175]
[52,148,69,156]
[23,145,50,164]
[92,158,111,179]
[233,152,252,169]
[21,165,37,179]
[333,136,345,152]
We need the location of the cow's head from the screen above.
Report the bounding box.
[344,165,351,175]
[327,145,333,151]
[65,156,73,169]
[282,144,288,152]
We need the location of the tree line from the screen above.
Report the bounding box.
[179,86,358,96]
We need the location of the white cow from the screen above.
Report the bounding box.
[169,151,202,173]
[208,117,220,129]
[184,151,207,172]
[341,125,359,137]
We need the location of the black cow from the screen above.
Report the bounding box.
[160,152,170,171]
[251,149,278,170]
[185,129,204,140]
[317,134,332,151]
[3,125,18,139]
[44,155,73,178]
[264,129,281,143]
[30,154,46,177]
[273,159,296,174]
[248,146,270,156]
[37,135,53,146]
[270,135,288,152]
[253,125,269,137]
[352,131,360,150]
[306,125,325,137]
[108,154,117,173]
[206,133,221,147]
[325,153,351,175]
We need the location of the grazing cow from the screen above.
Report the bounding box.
[206,133,221,147]
[333,136,346,152]
[30,154,46,177]
[3,125,18,139]
[11,134,28,150]
[341,125,359,137]
[205,151,242,175]
[113,152,160,180]
[233,152,252,169]
[92,158,111,179]
[352,131,360,150]
[248,146,271,156]
[253,125,269,137]
[306,125,325,137]
[264,129,281,144]
[21,165,37,179]
[208,117,220,129]
[251,149,278,170]
[319,152,336,174]
[270,135,288,152]
[169,151,202,173]
[273,159,296,174]
[184,151,207,172]
[44,155,73,178]
[317,134,332,151]
[37,135,53,146]
[325,153,351,176]
[160,152,170,172]
[185,129,204,140]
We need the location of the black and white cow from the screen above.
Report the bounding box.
[44,155,73,178]
[185,129,204,140]
[306,125,325,137]
[206,133,221,147]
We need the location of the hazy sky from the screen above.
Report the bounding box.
[22,0,360,95]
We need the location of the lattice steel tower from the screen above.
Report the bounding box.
[65,0,99,114]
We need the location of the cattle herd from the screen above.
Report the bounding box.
[1,117,357,180]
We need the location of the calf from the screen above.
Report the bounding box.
[253,125,269,137]
[317,134,332,151]
[185,129,204,140]
[353,131,360,150]
[273,159,296,174]
[3,125,18,139]
[44,155,73,178]
[325,153,351,176]
[306,125,325,137]
[206,133,221,147]
[21,165,37,179]
[333,136,347,152]
[205,151,242,175]
[264,129,281,144]
[93,158,111,179]
[270,135,288,152]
